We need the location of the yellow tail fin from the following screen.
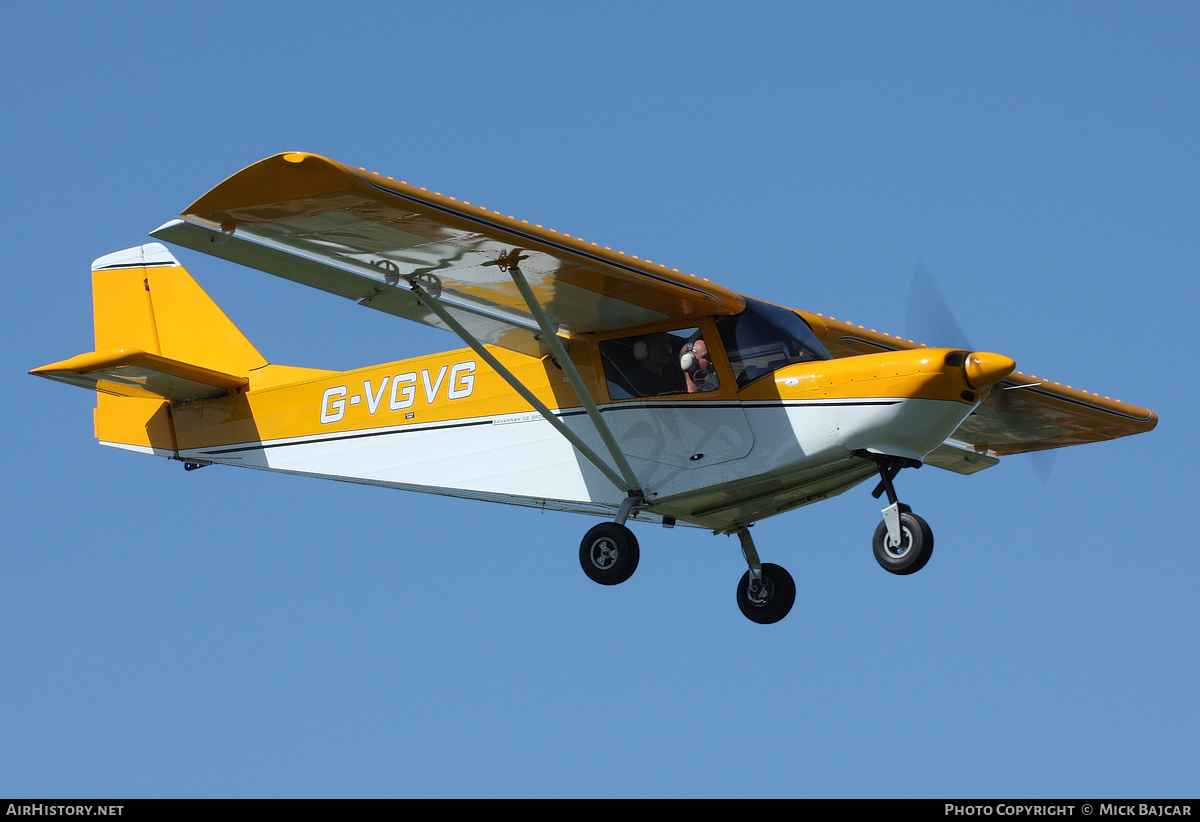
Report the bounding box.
[90,243,266,374]
[34,243,266,455]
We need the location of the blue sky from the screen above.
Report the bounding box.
[2,1,1196,797]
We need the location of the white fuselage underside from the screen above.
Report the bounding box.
[168,396,974,530]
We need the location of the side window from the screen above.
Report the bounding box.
[600,327,721,399]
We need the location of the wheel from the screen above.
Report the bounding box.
[736,563,796,624]
[872,512,934,575]
[579,522,640,585]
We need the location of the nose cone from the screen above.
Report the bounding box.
[964,352,1016,389]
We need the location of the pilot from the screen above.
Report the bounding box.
[628,333,687,396]
[682,335,718,393]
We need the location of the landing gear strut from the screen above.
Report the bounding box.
[870,456,934,575]
[734,527,796,624]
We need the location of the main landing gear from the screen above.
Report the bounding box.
[734,527,796,625]
[576,455,935,624]
[579,493,641,586]
[577,516,797,625]
[579,522,640,585]
[870,456,934,575]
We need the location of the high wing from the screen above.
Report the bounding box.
[798,314,1157,457]
[153,151,1154,461]
[152,152,744,358]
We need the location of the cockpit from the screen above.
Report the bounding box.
[598,299,830,399]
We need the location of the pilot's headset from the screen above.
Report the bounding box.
[679,331,713,388]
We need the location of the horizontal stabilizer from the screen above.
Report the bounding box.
[31,348,247,401]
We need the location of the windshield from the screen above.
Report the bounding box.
[715,299,831,388]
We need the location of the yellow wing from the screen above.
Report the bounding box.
[153,151,1155,459]
[152,151,744,358]
[797,313,1157,457]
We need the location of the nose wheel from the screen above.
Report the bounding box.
[870,456,934,575]
[872,509,934,574]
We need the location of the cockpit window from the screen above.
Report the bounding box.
[600,326,720,399]
[715,299,831,388]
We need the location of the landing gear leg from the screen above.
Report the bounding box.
[870,457,934,575]
[734,527,795,624]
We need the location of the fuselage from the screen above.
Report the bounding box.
[169,332,989,531]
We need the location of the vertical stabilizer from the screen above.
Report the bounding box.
[79,243,266,455]
[91,243,267,376]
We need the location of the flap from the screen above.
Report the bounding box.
[923,441,1000,475]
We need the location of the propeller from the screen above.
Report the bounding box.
[906,261,972,351]
[904,261,1055,481]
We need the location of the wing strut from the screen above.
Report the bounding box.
[507,265,643,495]
[408,282,641,496]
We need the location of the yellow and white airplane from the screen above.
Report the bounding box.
[32,152,1158,624]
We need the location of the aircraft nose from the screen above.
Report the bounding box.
[964,352,1016,389]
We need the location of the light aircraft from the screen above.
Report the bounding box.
[32,152,1158,624]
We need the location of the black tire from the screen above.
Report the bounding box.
[736,563,796,624]
[872,512,934,575]
[579,522,640,585]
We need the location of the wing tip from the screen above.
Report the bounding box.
[183,152,354,220]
